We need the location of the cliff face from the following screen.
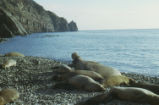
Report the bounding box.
[0,0,78,38]
[0,8,27,38]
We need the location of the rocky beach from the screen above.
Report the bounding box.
[0,0,158,105]
[0,55,158,105]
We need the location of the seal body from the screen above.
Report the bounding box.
[53,74,105,92]
[77,87,159,105]
[53,64,104,83]
[74,70,104,83]
[71,52,121,79]
[53,64,73,73]
[103,75,132,87]
[111,87,159,105]
[0,88,19,104]
[5,52,24,57]
[68,75,105,92]
[2,59,16,69]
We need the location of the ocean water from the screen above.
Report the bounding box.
[0,29,159,76]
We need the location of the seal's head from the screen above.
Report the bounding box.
[72,52,81,61]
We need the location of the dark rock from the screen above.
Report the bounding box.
[0,8,27,38]
[68,21,78,31]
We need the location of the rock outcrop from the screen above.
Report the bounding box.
[47,11,69,32]
[0,0,78,38]
[68,21,78,31]
[0,8,27,38]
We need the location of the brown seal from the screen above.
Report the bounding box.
[5,52,24,57]
[53,75,105,92]
[0,88,19,105]
[1,59,16,69]
[53,64,73,73]
[53,64,104,83]
[76,87,159,105]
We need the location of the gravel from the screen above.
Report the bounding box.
[0,56,158,105]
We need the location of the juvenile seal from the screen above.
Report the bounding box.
[77,87,159,105]
[1,59,16,69]
[0,88,19,105]
[5,52,24,57]
[54,75,105,92]
[53,64,104,83]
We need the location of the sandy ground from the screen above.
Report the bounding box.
[0,55,158,105]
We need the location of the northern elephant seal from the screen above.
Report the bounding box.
[70,52,159,94]
[1,59,16,69]
[53,64,104,83]
[53,75,105,92]
[5,52,24,57]
[0,88,19,105]
[77,87,159,105]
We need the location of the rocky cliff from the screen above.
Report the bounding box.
[0,0,78,38]
[68,21,78,31]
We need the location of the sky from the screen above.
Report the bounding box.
[34,0,159,30]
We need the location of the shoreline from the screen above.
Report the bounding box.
[0,56,158,105]
[0,38,8,43]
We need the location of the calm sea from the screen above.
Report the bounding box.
[0,29,159,76]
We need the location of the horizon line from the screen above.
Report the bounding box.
[79,28,159,31]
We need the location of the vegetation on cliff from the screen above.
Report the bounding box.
[0,0,78,38]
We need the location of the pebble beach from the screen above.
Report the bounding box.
[0,55,158,105]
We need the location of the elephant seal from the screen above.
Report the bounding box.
[54,75,105,92]
[5,52,24,57]
[1,59,16,69]
[70,52,132,87]
[52,64,104,83]
[71,52,121,79]
[70,52,159,94]
[0,88,19,105]
[111,87,159,104]
[77,87,159,105]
